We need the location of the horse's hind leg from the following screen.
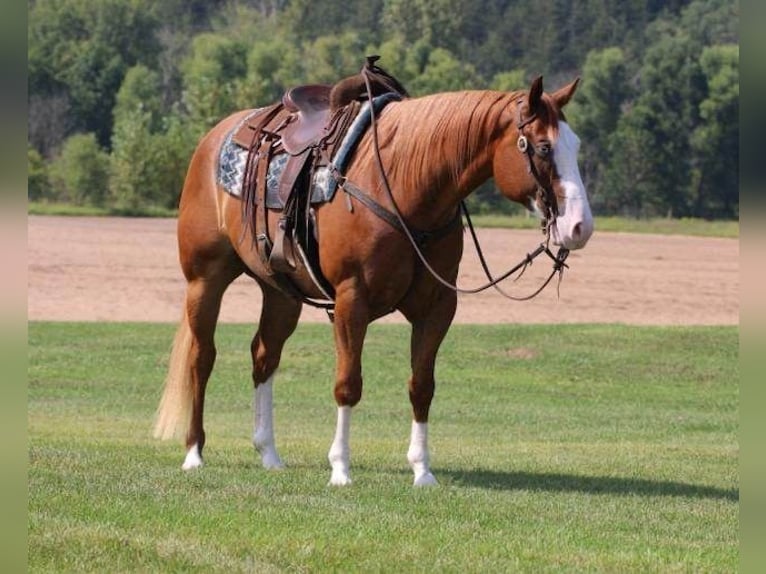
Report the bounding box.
[173,263,249,469]
[182,275,238,468]
[154,245,242,469]
[251,282,302,469]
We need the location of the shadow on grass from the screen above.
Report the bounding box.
[440,468,738,501]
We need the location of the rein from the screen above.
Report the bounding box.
[352,57,570,300]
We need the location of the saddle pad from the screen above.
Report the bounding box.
[217,93,400,208]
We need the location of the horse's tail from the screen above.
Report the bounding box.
[153,311,193,441]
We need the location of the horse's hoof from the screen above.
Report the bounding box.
[257,446,284,470]
[262,457,285,471]
[182,444,203,470]
[413,472,438,487]
[328,472,352,486]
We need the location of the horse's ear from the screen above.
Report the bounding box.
[528,76,544,110]
[551,77,580,108]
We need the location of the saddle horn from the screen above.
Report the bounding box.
[330,55,409,111]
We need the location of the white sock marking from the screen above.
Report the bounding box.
[328,406,352,486]
[182,443,203,470]
[253,376,284,469]
[408,421,438,486]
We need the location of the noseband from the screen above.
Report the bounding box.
[515,99,559,238]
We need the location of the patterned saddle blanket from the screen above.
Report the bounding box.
[217,92,399,209]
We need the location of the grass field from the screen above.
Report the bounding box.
[28,322,738,572]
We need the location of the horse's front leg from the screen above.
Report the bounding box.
[407,290,458,486]
[328,283,369,486]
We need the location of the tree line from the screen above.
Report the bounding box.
[28,0,739,219]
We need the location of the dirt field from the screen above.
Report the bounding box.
[27,215,738,326]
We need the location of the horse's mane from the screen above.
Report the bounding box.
[373,90,525,194]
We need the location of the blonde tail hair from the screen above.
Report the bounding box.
[153,312,193,440]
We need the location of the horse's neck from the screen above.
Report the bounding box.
[387,92,512,211]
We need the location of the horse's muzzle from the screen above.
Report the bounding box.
[552,216,593,250]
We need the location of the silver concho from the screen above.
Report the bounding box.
[517,135,528,153]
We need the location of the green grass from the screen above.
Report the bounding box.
[27,201,178,218]
[28,322,738,572]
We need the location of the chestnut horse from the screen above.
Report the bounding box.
[154,75,593,486]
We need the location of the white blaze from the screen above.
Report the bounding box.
[551,121,593,250]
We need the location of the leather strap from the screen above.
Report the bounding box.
[340,179,461,247]
[269,217,297,273]
[240,103,286,247]
[254,139,274,272]
[278,149,312,203]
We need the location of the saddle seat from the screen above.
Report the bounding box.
[280,84,333,155]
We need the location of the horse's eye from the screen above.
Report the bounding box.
[535,140,552,158]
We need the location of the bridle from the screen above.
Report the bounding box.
[515,99,559,239]
[347,57,570,301]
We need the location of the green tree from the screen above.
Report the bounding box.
[601,104,663,216]
[490,70,527,92]
[113,65,164,133]
[181,33,248,132]
[382,0,466,52]
[300,32,368,84]
[567,47,629,211]
[678,0,739,46]
[109,64,188,210]
[48,133,110,206]
[407,47,481,95]
[28,147,52,202]
[281,0,383,45]
[690,44,739,218]
[301,31,365,84]
[109,107,157,210]
[235,39,302,107]
[28,0,160,147]
[602,0,737,218]
[371,36,429,89]
[149,111,199,209]
[486,1,557,77]
[605,29,704,216]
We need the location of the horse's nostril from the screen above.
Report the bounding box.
[572,222,582,239]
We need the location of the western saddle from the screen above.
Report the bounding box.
[231,56,408,308]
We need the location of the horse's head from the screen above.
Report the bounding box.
[493,76,593,250]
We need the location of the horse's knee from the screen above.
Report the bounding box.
[334,377,363,407]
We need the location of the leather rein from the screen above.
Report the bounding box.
[336,60,571,301]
